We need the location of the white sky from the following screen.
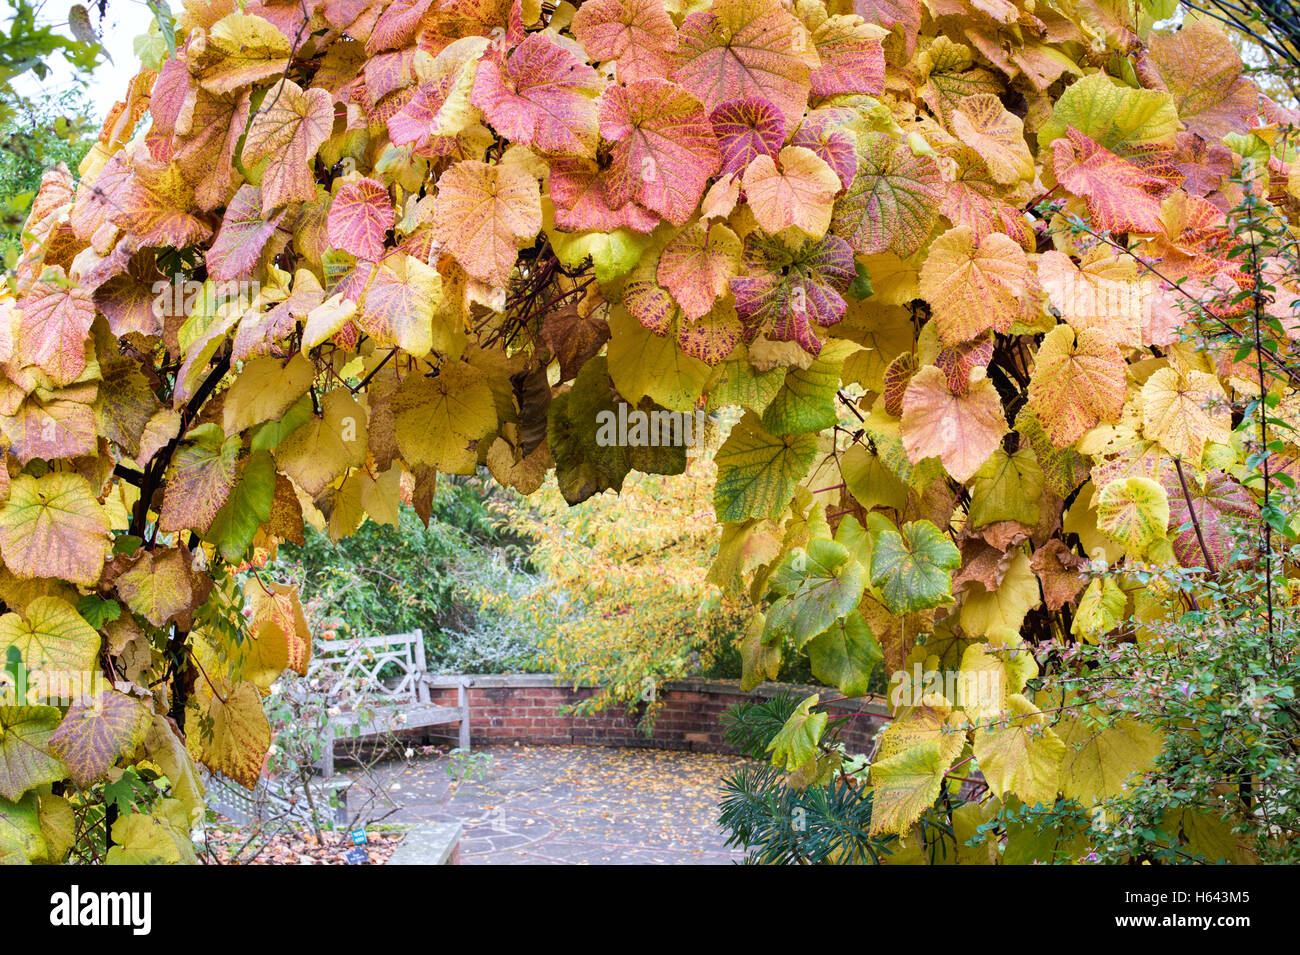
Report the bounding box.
[11,0,158,119]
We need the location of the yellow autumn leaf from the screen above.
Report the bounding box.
[919,225,1037,346]
[1057,717,1164,805]
[973,693,1066,808]
[951,94,1034,185]
[960,548,1041,637]
[1141,366,1231,462]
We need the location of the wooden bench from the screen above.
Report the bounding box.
[309,630,470,778]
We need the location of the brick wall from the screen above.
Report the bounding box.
[421,675,890,754]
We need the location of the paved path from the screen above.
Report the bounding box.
[358,745,752,864]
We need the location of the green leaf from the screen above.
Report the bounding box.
[250,393,314,452]
[705,352,787,414]
[764,537,867,644]
[766,693,827,772]
[848,260,873,300]
[1096,476,1169,556]
[1072,577,1127,642]
[714,411,818,522]
[1038,72,1180,154]
[0,596,101,676]
[759,339,855,435]
[867,515,960,614]
[76,595,121,629]
[0,706,64,801]
[0,792,46,865]
[205,449,277,562]
[806,611,882,696]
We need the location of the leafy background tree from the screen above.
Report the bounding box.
[0,89,94,264]
[270,476,546,674]
[495,452,752,720]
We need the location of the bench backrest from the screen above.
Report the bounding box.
[308,630,429,708]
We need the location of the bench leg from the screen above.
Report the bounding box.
[458,682,471,752]
[320,725,335,779]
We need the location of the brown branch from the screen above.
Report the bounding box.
[1173,457,1217,574]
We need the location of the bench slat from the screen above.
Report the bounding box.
[331,705,463,732]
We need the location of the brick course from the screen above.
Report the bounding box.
[419,675,889,754]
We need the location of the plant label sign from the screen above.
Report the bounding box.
[343,846,370,865]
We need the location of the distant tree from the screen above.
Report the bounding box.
[0,88,95,264]
[0,0,104,115]
[500,452,750,723]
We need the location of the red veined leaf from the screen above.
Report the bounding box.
[673,0,820,128]
[17,269,95,387]
[549,158,660,233]
[853,0,921,54]
[657,221,742,321]
[366,0,436,54]
[1051,126,1182,235]
[241,79,336,214]
[1135,18,1257,141]
[326,178,395,262]
[730,231,855,356]
[472,32,603,157]
[598,78,721,227]
[791,108,858,191]
[49,689,151,790]
[92,249,164,339]
[571,0,678,83]
[807,10,886,96]
[1160,468,1253,569]
[207,185,288,281]
[832,131,943,257]
[709,97,784,178]
[432,160,542,287]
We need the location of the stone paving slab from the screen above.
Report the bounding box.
[352,745,752,865]
[387,822,462,865]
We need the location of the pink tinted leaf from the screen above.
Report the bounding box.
[472,32,602,157]
[791,109,858,191]
[656,221,741,321]
[809,14,886,96]
[327,177,395,261]
[549,158,660,233]
[1051,127,1181,235]
[571,0,678,83]
[599,78,721,227]
[854,0,921,55]
[673,0,819,128]
[207,185,288,281]
[709,97,784,178]
[18,269,95,386]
